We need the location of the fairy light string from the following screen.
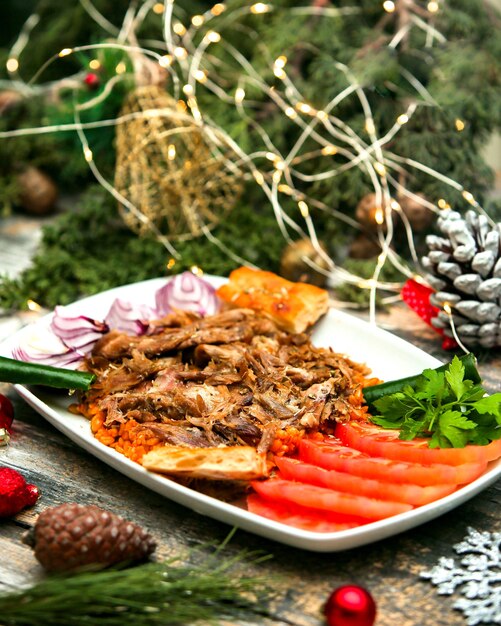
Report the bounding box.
[0,0,486,322]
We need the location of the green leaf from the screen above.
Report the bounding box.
[445,355,467,400]
[418,368,446,399]
[438,410,477,448]
[472,393,501,416]
[373,392,414,422]
[399,416,428,440]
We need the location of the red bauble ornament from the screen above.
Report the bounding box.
[0,394,14,432]
[0,467,40,517]
[324,585,377,626]
[84,72,100,89]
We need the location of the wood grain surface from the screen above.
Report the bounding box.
[1,304,500,626]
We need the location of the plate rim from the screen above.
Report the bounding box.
[2,275,500,552]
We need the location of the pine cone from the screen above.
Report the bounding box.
[421,209,501,348]
[24,503,156,572]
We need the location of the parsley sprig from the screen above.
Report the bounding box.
[370,356,501,448]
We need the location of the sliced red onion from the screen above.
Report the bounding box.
[104,298,154,335]
[50,306,109,355]
[155,272,220,317]
[11,328,83,369]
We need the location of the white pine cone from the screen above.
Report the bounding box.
[422,209,501,348]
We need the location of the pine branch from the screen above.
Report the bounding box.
[0,549,273,626]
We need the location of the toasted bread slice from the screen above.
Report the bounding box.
[216,267,329,334]
[142,445,268,480]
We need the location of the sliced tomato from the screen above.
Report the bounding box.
[275,456,457,506]
[247,494,367,532]
[299,438,486,486]
[251,479,412,520]
[336,421,501,466]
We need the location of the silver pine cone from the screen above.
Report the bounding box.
[422,209,501,348]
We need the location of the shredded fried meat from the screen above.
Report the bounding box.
[74,308,371,456]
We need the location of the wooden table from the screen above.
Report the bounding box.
[0,215,500,625]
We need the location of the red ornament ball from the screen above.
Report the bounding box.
[0,467,40,518]
[84,72,100,89]
[324,585,377,626]
[0,393,14,432]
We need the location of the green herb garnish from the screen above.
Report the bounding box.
[0,356,95,390]
[370,355,501,448]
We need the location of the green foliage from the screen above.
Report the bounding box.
[371,356,501,448]
[0,185,289,310]
[0,541,271,626]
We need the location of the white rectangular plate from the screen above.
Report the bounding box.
[1,276,500,552]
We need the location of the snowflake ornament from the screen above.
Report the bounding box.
[421,527,501,625]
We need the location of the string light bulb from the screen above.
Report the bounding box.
[58,48,73,57]
[173,46,188,60]
[115,61,126,74]
[296,102,313,115]
[6,58,19,72]
[190,265,204,276]
[205,31,221,43]
[173,22,186,36]
[298,200,309,218]
[235,87,246,103]
[365,119,376,134]
[26,299,42,312]
[383,1,396,12]
[250,3,270,14]
[83,147,93,162]
[159,54,173,68]
[194,69,207,83]
[89,59,101,70]
[462,190,475,205]
[397,113,409,125]
[191,15,205,27]
[211,3,226,16]
[455,118,465,131]
[427,1,439,13]
[153,3,164,14]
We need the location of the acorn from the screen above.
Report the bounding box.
[23,503,156,573]
[280,238,330,287]
[16,166,58,216]
[398,193,434,232]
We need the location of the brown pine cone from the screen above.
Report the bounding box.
[24,503,156,573]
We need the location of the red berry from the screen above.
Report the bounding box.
[0,393,14,432]
[84,72,100,89]
[324,585,376,626]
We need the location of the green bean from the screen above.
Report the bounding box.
[0,356,95,390]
